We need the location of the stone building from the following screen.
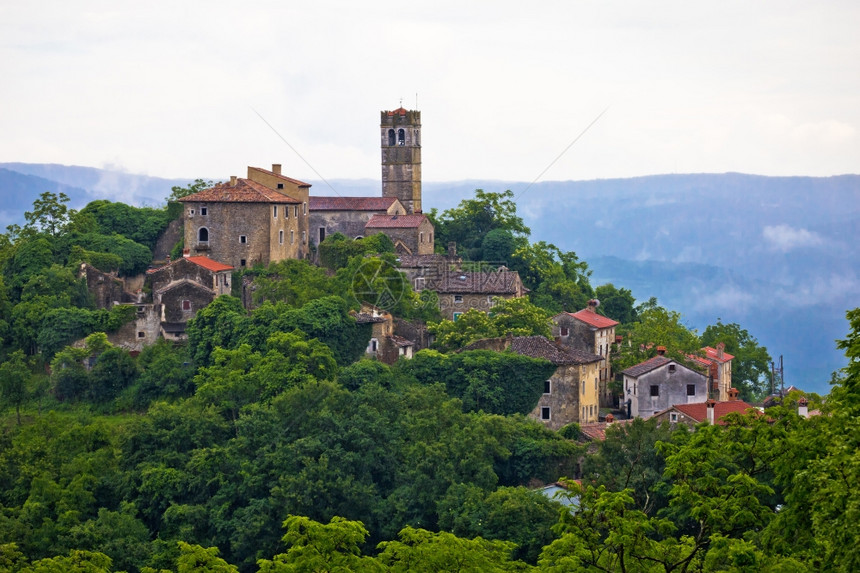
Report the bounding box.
[463,335,602,429]
[652,388,757,427]
[78,263,137,309]
[552,300,619,407]
[309,196,406,245]
[178,164,311,269]
[687,343,734,400]
[381,107,422,214]
[364,213,435,256]
[352,304,415,364]
[433,267,527,321]
[620,354,709,419]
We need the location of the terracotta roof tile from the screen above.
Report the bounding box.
[365,214,429,229]
[178,178,301,204]
[579,419,634,441]
[569,309,619,329]
[703,346,735,363]
[310,196,399,211]
[388,334,414,347]
[185,256,234,272]
[668,400,758,424]
[436,269,523,294]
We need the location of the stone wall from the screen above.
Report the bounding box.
[624,362,708,419]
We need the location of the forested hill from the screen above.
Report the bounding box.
[3,164,855,392]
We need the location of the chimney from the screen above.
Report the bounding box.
[605,413,615,424]
[728,387,739,401]
[798,397,809,418]
[272,163,282,175]
[182,248,190,258]
[656,346,666,356]
[706,399,716,424]
[716,342,725,360]
[230,175,237,186]
[448,242,457,258]
[587,299,599,313]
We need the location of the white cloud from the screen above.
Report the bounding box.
[762,225,824,252]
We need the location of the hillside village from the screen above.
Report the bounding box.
[0,106,855,572]
[77,106,786,432]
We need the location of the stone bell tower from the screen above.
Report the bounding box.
[381,106,422,214]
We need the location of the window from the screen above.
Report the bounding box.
[670,412,679,422]
[560,326,569,337]
[544,380,551,394]
[189,209,195,217]
[302,231,307,244]
[398,128,405,145]
[454,295,463,303]
[370,338,378,352]
[319,228,326,244]
[198,227,209,242]
[294,205,298,217]
[303,202,307,215]
[453,312,462,321]
[582,383,586,395]
[686,384,696,396]
[669,364,676,373]
[414,277,425,290]
[279,230,284,244]
[285,206,289,218]
[595,378,598,391]
[182,300,191,311]
[277,183,284,189]
[290,230,294,244]
[541,407,551,421]
[388,129,396,146]
[138,331,145,338]
[240,235,247,244]
[273,205,278,218]
[200,207,207,216]
[650,385,660,397]
[240,259,246,267]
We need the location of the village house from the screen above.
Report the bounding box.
[178,164,311,269]
[364,213,435,256]
[308,196,406,246]
[552,299,619,407]
[687,343,734,401]
[462,335,602,429]
[396,242,463,292]
[432,266,527,322]
[651,388,757,427]
[351,304,415,364]
[621,353,709,419]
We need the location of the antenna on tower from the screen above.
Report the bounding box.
[399,97,403,108]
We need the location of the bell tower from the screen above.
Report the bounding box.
[381,106,422,213]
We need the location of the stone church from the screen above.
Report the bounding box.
[179,106,435,266]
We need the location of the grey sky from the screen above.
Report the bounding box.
[2,1,858,183]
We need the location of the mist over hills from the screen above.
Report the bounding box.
[2,164,857,394]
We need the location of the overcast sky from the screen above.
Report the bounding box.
[2,1,858,183]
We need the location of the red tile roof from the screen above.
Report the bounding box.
[178,178,301,204]
[365,214,429,229]
[186,256,233,272]
[703,346,735,363]
[387,107,409,116]
[569,309,619,329]
[310,196,399,211]
[669,400,758,424]
[579,419,635,441]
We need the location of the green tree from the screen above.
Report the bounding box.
[175,541,238,573]
[166,179,216,203]
[0,350,30,424]
[24,191,75,239]
[509,241,593,313]
[594,283,637,324]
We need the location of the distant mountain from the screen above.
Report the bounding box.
[2,164,856,394]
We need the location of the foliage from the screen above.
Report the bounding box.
[76,200,172,251]
[594,283,638,324]
[0,350,30,424]
[509,241,593,314]
[613,298,701,373]
[429,297,552,353]
[402,349,556,415]
[66,232,152,276]
[166,179,216,203]
[431,189,530,260]
[249,259,337,308]
[318,232,394,272]
[23,191,75,239]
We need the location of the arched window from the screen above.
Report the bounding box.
[198,227,209,242]
[388,129,396,146]
[398,128,405,145]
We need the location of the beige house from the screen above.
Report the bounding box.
[179,164,311,269]
[687,343,734,400]
[552,300,619,406]
[463,335,602,429]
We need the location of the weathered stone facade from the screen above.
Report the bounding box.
[621,355,709,419]
[552,302,619,407]
[309,197,406,246]
[462,335,602,429]
[353,305,415,365]
[364,214,434,256]
[78,263,137,309]
[146,256,232,298]
[433,267,527,321]
[179,165,311,269]
[381,107,422,214]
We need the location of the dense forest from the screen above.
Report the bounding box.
[0,188,856,572]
